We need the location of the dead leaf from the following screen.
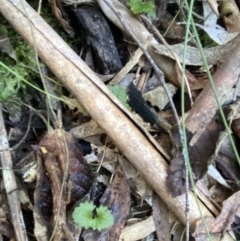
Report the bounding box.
[143,83,177,110]
[201,1,238,44]
[167,156,185,197]
[119,157,153,202]
[85,145,153,202]
[35,130,92,240]
[43,151,75,240]
[152,34,240,65]
[209,184,231,203]
[194,191,240,239]
[168,120,220,196]
[69,120,105,139]
[175,63,205,90]
[119,216,155,241]
[211,129,240,191]
[206,0,219,16]
[49,0,74,36]
[99,163,131,239]
[195,24,238,45]
[152,192,170,241]
[0,218,15,239]
[39,130,93,204]
[216,154,240,192]
[207,164,231,189]
[82,163,131,240]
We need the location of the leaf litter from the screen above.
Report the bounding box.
[1,0,240,240]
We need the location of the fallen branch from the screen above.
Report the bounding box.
[0,104,28,241]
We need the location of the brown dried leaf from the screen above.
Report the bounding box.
[36,130,92,240]
[188,120,220,180]
[175,64,207,90]
[167,156,185,197]
[156,11,185,40]
[194,191,240,239]
[69,121,105,140]
[49,0,74,35]
[119,216,155,241]
[216,154,240,191]
[153,34,240,66]
[143,83,177,110]
[152,192,170,241]
[99,164,131,239]
[39,130,93,204]
[82,163,131,241]
[119,157,153,201]
[0,218,15,239]
[168,120,220,196]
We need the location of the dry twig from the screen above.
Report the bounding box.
[0,104,28,241]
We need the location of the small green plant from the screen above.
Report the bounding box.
[108,85,131,110]
[72,201,114,231]
[128,0,156,18]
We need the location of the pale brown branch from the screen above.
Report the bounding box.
[0,104,28,241]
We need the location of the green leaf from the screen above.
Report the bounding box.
[72,201,114,231]
[108,85,131,110]
[128,0,156,18]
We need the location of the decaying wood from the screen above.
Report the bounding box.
[0,1,234,240]
[67,5,122,74]
[0,105,28,241]
[185,36,240,146]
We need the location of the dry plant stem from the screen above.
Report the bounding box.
[12,110,32,150]
[185,36,240,146]
[0,104,28,241]
[109,38,151,86]
[42,151,74,241]
[0,1,233,239]
[140,15,192,104]
[23,104,53,130]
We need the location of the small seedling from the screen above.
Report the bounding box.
[128,0,156,18]
[109,85,131,110]
[72,201,114,231]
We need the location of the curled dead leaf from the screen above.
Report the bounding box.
[39,129,93,204]
[34,130,93,240]
[194,191,240,240]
